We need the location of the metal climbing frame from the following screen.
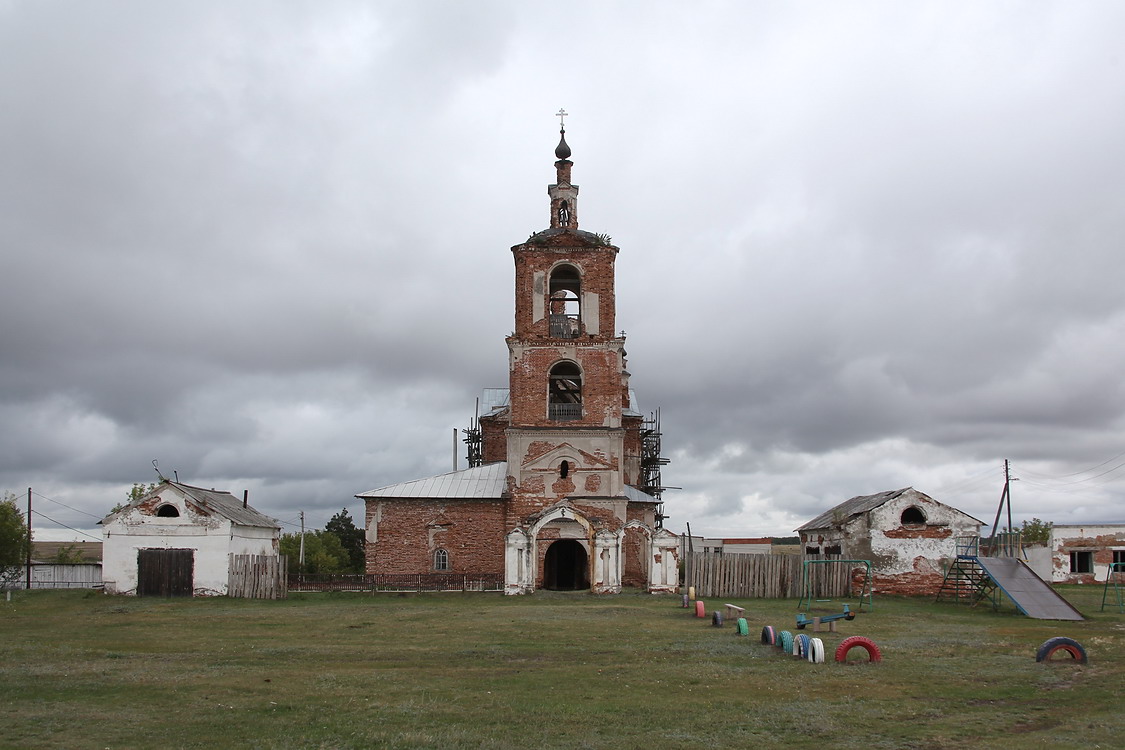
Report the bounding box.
[796,559,873,612]
[1101,561,1125,613]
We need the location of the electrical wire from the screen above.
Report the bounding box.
[30,509,101,541]
[31,490,104,520]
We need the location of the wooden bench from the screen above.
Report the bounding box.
[724,603,745,622]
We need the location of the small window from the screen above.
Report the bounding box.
[156,504,179,518]
[824,545,842,556]
[900,507,926,526]
[434,548,450,571]
[560,460,570,479]
[1070,551,1093,574]
[1113,550,1125,566]
[805,546,821,555]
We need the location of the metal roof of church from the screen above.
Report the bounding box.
[356,461,661,503]
[356,462,508,499]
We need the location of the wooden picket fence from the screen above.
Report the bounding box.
[228,554,288,599]
[685,552,851,599]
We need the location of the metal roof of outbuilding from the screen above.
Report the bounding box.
[795,487,983,533]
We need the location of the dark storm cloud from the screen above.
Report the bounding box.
[3,1,1124,538]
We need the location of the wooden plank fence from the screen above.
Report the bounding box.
[228,554,288,599]
[685,552,852,599]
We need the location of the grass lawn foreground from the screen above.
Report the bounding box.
[1,586,1122,748]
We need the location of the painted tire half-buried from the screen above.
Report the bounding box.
[735,617,749,636]
[682,594,690,608]
[834,636,882,664]
[808,637,825,664]
[712,611,724,627]
[1035,637,1087,665]
[695,600,706,618]
[778,630,794,654]
[795,633,811,658]
[761,625,776,645]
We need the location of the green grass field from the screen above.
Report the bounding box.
[2,586,1122,749]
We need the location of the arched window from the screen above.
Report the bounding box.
[560,460,570,479]
[549,361,582,421]
[900,507,926,526]
[156,504,179,518]
[434,548,450,571]
[549,264,581,338]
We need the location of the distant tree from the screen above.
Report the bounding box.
[278,530,351,575]
[1,492,30,587]
[51,544,86,564]
[109,482,159,515]
[324,508,365,574]
[1020,518,1053,545]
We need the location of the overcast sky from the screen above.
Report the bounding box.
[3,1,1124,543]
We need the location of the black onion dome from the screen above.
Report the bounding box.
[554,130,571,160]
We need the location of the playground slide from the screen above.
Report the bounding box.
[975,557,1084,621]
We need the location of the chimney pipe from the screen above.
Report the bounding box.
[243,489,248,509]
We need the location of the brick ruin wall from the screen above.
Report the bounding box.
[365,498,506,576]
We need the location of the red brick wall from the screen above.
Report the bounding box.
[623,525,648,588]
[508,344,622,427]
[365,499,506,575]
[512,244,617,342]
[479,415,507,463]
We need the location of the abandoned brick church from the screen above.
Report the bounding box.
[357,122,679,594]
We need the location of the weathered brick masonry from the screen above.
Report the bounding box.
[356,125,679,594]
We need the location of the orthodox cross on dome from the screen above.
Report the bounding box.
[554,108,572,161]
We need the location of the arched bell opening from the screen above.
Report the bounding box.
[542,539,589,591]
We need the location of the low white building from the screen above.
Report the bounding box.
[1050,523,1125,583]
[796,487,982,596]
[101,481,280,596]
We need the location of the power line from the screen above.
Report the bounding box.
[1011,458,1125,488]
[31,490,104,520]
[30,509,101,541]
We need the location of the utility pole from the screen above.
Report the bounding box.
[299,511,306,574]
[26,487,32,590]
[986,459,1018,556]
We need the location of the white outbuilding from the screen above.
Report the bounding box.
[101,481,280,596]
[796,487,983,596]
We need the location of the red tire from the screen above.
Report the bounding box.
[835,636,882,663]
[695,600,706,618]
[1035,637,1087,665]
[760,625,776,645]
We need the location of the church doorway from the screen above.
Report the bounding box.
[542,539,589,590]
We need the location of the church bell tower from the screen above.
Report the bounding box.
[485,114,677,594]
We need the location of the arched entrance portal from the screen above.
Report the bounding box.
[543,539,589,591]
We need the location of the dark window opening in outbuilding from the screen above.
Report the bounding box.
[560,460,570,479]
[1070,551,1093,574]
[1113,550,1125,567]
[824,545,842,556]
[549,264,581,339]
[805,546,821,555]
[900,507,926,526]
[156,504,179,518]
[548,361,582,421]
[434,548,449,571]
